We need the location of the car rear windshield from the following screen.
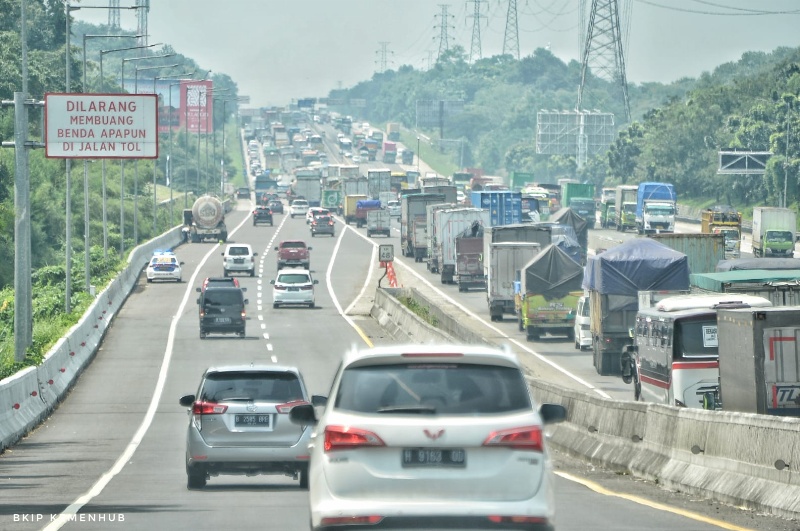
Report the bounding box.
[200,371,304,402]
[277,273,311,284]
[334,363,531,415]
[228,246,250,256]
[203,289,243,307]
[281,242,306,249]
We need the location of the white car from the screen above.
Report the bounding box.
[270,269,318,308]
[221,244,257,277]
[386,200,401,217]
[289,199,310,218]
[290,344,566,531]
[351,155,361,163]
[146,250,182,283]
[574,295,592,350]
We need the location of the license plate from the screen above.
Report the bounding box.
[234,258,244,264]
[214,317,231,323]
[288,287,299,291]
[234,414,272,427]
[402,448,466,468]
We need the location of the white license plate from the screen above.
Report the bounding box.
[214,317,231,323]
[402,448,466,468]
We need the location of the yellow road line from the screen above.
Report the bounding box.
[556,471,755,531]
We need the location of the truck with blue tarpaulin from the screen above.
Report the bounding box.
[636,182,677,234]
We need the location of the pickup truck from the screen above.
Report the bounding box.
[274,240,312,270]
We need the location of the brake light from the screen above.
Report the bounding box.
[401,352,463,358]
[274,285,287,290]
[300,285,313,290]
[276,399,310,414]
[324,426,385,452]
[192,401,228,415]
[483,425,544,452]
[241,309,246,319]
[199,309,205,317]
[320,516,383,526]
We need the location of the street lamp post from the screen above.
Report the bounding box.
[153,72,193,235]
[416,136,420,173]
[119,53,174,252]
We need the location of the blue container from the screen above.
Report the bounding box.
[471,191,522,226]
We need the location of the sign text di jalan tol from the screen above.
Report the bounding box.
[45,93,159,159]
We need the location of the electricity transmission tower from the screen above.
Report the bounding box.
[467,0,487,63]
[434,4,455,61]
[503,0,520,60]
[108,0,121,29]
[375,42,393,73]
[136,0,150,46]
[578,0,631,121]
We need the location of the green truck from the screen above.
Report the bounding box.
[561,182,596,229]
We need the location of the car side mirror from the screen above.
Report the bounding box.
[289,403,317,426]
[244,299,249,305]
[308,247,313,251]
[311,395,327,407]
[180,261,185,265]
[253,252,258,256]
[179,394,195,407]
[221,252,224,256]
[274,246,279,251]
[269,280,275,285]
[313,280,319,285]
[539,403,567,425]
[196,287,201,293]
[196,297,201,304]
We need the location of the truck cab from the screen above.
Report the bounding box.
[641,201,675,233]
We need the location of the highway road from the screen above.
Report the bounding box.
[0,122,796,531]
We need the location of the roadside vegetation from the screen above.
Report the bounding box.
[398,296,440,328]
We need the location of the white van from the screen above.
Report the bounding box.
[574,295,591,350]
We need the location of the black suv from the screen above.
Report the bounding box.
[253,206,274,226]
[196,286,248,339]
[268,199,284,214]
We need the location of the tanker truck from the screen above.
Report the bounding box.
[184,195,228,243]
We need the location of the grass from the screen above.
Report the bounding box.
[398,131,459,178]
[398,296,439,328]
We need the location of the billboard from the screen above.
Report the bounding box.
[122,78,213,134]
[44,93,158,159]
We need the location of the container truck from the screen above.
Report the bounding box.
[432,208,490,284]
[717,306,800,416]
[401,149,415,165]
[701,205,742,258]
[636,182,676,234]
[367,168,392,200]
[382,142,397,163]
[614,185,638,232]
[400,193,446,260]
[690,269,800,306]
[185,195,228,243]
[648,232,725,275]
[509,171,536,191]
[583,238,690,375]
[455,223,486,292]
[366,209,391,237]
[487,242,542,322]
[422,185,458,204]
[293,172,322,207]
[470,190,523,226]
[364,138,379,161]
[426,203,457,274]
[321,189,343,214]
[561,182,596,228]
[519,244,584,340]
[752,207,796,258]
[386,122,401,141]
[254,172,280,197]
[343,176,369,197]
[343,194,369,225]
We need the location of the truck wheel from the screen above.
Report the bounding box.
[526,327,539,341]
[567,328,575,341]
[250,269,255,277]
[303,262,310,269]
[518,318,524,332]
[223,269,228,277]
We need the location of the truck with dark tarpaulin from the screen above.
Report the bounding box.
[583,238,690,375]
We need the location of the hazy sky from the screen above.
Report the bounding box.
[73,0,800,108]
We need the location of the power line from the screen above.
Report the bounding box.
[636,0,800,15]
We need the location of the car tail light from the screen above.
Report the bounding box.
[483,425,544,452]
[487,516,548,525]
[276,399,310,414]
[241,309,246,319]
[192,401,228,415]
[320,516,383,527]
[199,309,205,317]
[300,285,312,291]
[274,285,287,291]
[324,425,385,452]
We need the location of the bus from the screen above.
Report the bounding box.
[622,294,772,409]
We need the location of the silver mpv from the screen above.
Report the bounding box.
[179,365,324,489]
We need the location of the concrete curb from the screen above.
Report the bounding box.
[0,227,182,452]
[371,286,800,520]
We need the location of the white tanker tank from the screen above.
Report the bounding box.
[184,195,228,243]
